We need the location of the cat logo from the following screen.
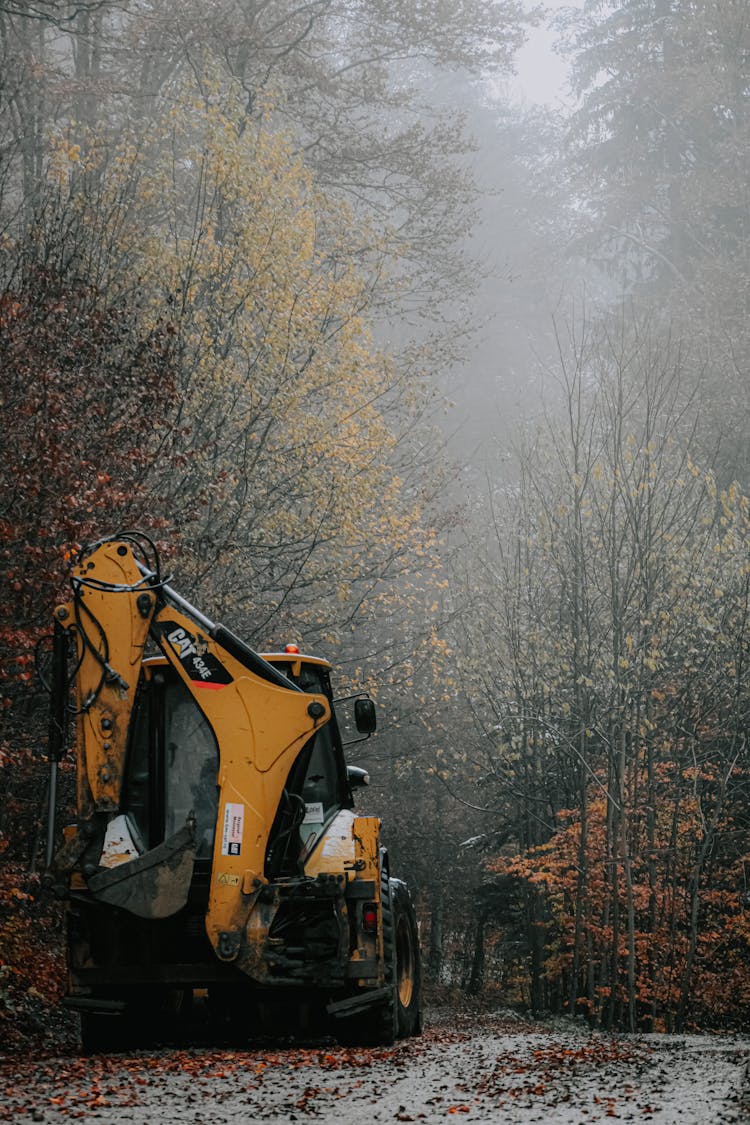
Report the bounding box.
[167,626,199,658]
[159,620,234,687]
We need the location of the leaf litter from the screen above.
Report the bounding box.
[0,1010,748,1124]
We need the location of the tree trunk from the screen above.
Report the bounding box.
[467,908,487,996]
[428,880,444,982]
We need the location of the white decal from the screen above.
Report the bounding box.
[167,626,197,657]
[303,801,324,824]
[221,802,244,857]
[167,627,213,680]
[99,814,141,868]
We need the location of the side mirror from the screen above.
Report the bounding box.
[354,697,376,735]
[334,692,377,746]
[347,765,370,789]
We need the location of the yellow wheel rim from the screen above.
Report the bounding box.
[396,915,415,1008]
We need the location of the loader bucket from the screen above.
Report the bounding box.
[87,821,196,920]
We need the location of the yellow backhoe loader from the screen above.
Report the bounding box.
[44,533,421,1051]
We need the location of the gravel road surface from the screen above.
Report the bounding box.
[2,1010,748,1124]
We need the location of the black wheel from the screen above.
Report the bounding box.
[79,988,190,1053]
[334,872,422,1046]
[80,1010,135,1054]
[373,867,400,1044]
[391,878,422,1038]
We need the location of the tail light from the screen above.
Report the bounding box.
[362,903,378,933]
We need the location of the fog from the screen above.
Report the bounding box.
[3,0,750,1034]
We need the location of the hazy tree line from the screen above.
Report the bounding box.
[3,0,750,1039]
[431,0,750,1031]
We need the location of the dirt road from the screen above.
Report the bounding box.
[1,1010,749,1124]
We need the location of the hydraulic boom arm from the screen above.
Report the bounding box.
[51,536,331,960]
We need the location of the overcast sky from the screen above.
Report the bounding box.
[515,1,576,107]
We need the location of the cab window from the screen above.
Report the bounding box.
[124,669,219,859]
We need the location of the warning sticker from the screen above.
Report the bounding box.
[303,801,324,824]
[221,802,244,857]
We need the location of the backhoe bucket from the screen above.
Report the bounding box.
[87,822,196,920]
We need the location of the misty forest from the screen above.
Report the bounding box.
[3,0,750,1048]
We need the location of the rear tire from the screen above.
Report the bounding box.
[79,988,192,1053]
[334,872,421,1046]
[80,1010,135,1054]
[373,868,399,1044]
[391,878,422,1038]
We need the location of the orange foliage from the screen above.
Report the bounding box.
[489,769,750,1029]
[0,856,68,1051]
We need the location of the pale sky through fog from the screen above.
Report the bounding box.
[514,2,576,107]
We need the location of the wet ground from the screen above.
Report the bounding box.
[1,1009,748,1123]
